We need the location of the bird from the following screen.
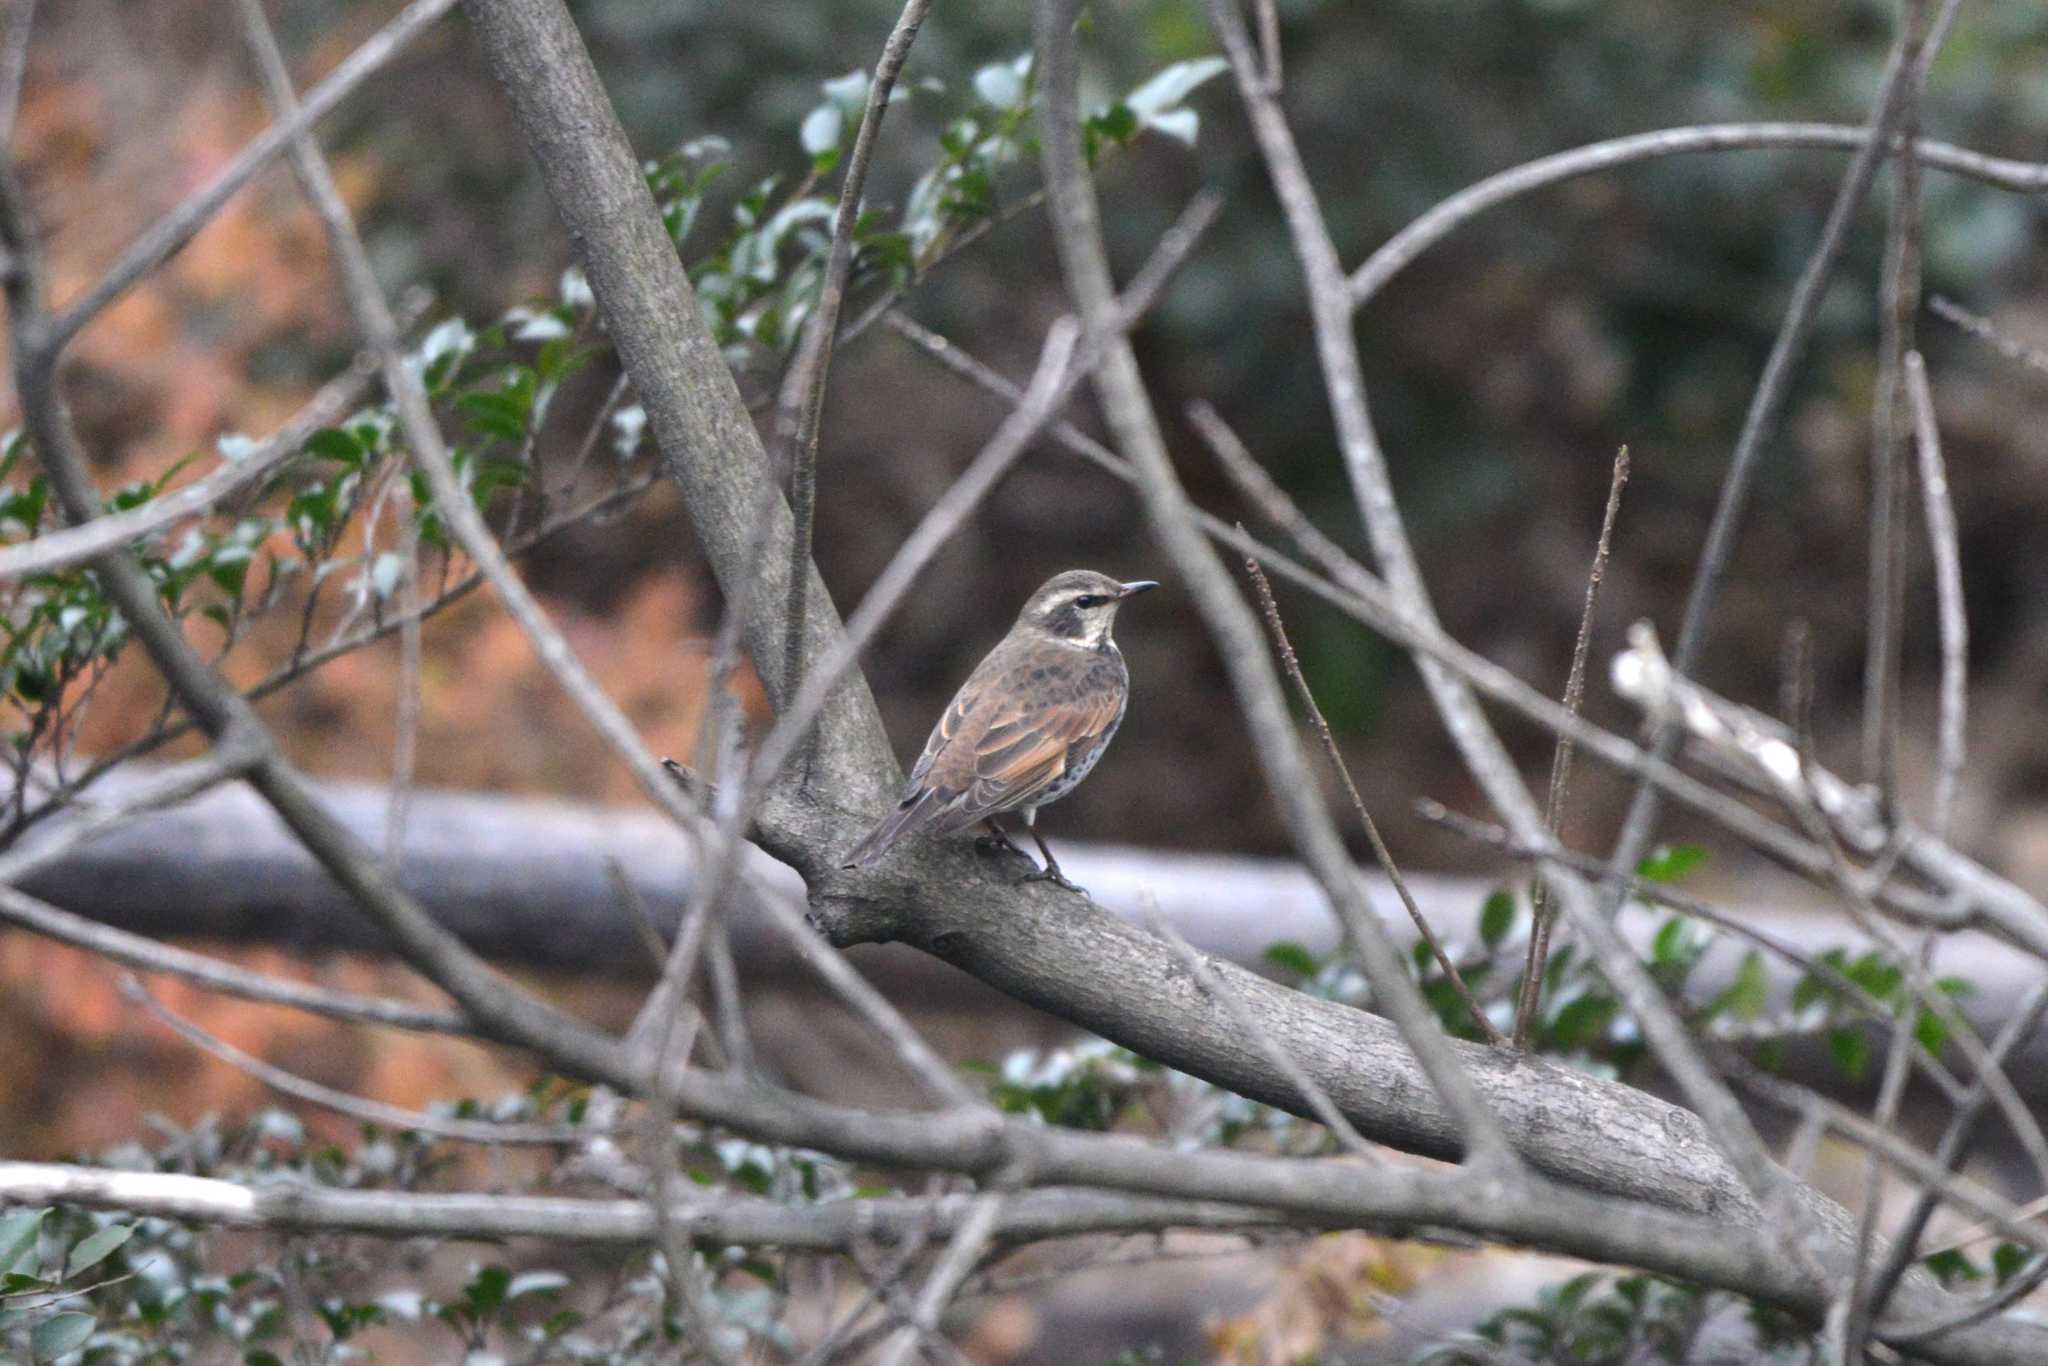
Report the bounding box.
[843,569,1159,894]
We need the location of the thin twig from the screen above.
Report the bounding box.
[1860,0,1933,814]
[0,0,34,154]
[1514,446,1629,1049]
[1930,295,2048,379]
[875,1192,1006,1366]
[120,975,585,1144]
[1863,983,2048,1333]
[774,0,934,721]
[1905,352,1967,840]
[1844,930,1932,1359]
[1238,548,1502,1046]
[1347,122,2047,310]
[0,342,386,582]
[0,884,468,1034]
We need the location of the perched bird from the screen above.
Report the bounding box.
[843,569,1158,894]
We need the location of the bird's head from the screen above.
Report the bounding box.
[1015,569,1159,649]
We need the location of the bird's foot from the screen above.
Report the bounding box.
[1018,862,1088,898]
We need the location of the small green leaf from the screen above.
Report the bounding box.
[1993,1241,2034,1286]
[1547,994,1618,1050]
[463,1264,511,1318]
[65,1222,133,1277]
[1635,843,1706,883]
[1262,941,1317,977]
[31,1311,96,1361]
[1915,1005,1950,1060]
[1479,891,1517,948]
[1924,1247,1981,1287]
[304,428,365,467]
[0,1209,46,1277]
[1828,1027,1870,1082]
[1708,950,1769,1022]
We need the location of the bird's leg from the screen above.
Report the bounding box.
[976,819,1025,859]
[1017,819,1087,897]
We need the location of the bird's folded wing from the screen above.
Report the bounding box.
[925,685,1120,825]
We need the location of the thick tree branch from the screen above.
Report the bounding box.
[457,0,895,813]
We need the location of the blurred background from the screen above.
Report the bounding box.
[5,0,2048,1356]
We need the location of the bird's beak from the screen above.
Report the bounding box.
[1118,580,1160,599]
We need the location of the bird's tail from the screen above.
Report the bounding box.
[843,788,943,868]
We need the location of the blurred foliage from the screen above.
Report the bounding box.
[1412,1267,1818,1365]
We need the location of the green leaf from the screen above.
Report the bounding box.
[1707,950,1768,1022]
[0,1208,46,1277]
[1827,1027,1870,1083]
[64,1222,133,1277]
[1845,952,1902,1005]
[1547,994,1618,1050]
[1479,891,1517,948]
[31,1311,95,1361]
[1635,843,1706,883]
[1993,1241,2034,1286]
[1923,1247,1981,1287]
[1915,1005,1950,1060]
[304,427,365,468]
[463,1264,511,1318]
[1262,941,1317,977]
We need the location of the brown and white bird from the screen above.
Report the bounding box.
[844,569,1158,893]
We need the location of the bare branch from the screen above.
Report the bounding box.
[775,0,934,721]
[876,1192,1005,1366]
[0,882,467,1034]
[0,1161,1308,1248]
[1863,983,2048,1333]
[1236,546,1501,1046]
[1931,294,2048,379]
[1347,123,2047,310]
[120,975,585,1144]
[0,341,384,581]
[1905,351,1967,840]
[1860,0,1934,812]
[0,0,33,161]
[1515,447,1629,1049]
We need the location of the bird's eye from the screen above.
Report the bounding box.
[1074,594,1105,609]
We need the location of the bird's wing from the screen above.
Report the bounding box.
[845,643,1119,867]
[954,684,1120,818]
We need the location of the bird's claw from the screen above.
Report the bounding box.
[1018,864,1088,898]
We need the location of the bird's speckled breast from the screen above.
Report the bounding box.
[1029,645,1128,811]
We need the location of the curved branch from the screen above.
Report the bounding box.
[1347,122,2048,310]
